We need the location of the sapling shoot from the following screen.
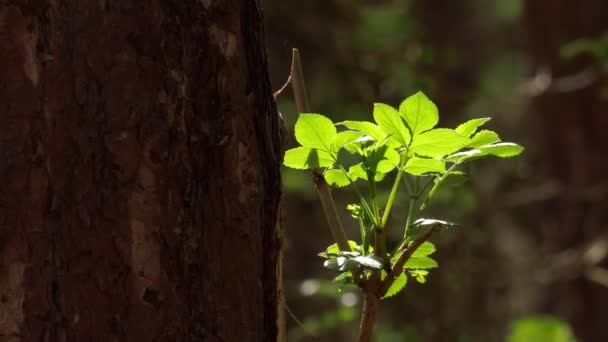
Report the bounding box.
[280,49,523,342]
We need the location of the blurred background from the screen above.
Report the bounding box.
[263,0,608,341]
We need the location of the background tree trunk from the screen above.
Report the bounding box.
[0,0,282,340]
[523,1,608,341]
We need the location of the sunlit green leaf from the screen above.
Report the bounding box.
[446,142,524,163]
[332,131,365,153]
[364,145,401,174]
[283,147,334,169]
[479,142,524,157]
[508,315,576,342]
[319,241,360,258]
[383,272,407,299]
[405,256,438,269]
[410,269,428,283]
[455,117,491,137]
[352,255,384,270]
[348,164,367,181]
[333,272,354,288]
[295,113,337,150]
[323,257,358,272]
[410,129,470,158]
[324,169,351,187]
[404,157,446,175]
[338,120,386,143]
[407,218,457,238]
[373,103,411,146]
[351,166,386,182]
[411,218,457,229]
[445,149,484,163]
[412,242,436,257]
[399,92,439,136]
[440,171,468,186]
[469,129,500,148]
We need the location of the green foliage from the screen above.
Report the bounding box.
[400,91,439,136]
[508,315,577,342]
[283,91,523,299]
[561,32,608,63]
[382,271,407,299]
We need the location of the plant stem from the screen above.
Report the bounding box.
[380,156,408,229]
[290,49,310,112]
[358,292,379,342]
[419,162,460,211]
[379,226,440,296]
[290,48,352,252]
[312,172,352,251]
[403,194,416,241]
[336,164,376,228]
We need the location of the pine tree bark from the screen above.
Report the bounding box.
[0,1,282,340]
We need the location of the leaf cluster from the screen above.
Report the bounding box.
[283,91,523,298]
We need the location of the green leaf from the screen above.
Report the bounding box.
[407,218,457,238]
[410,129,470,158]
[445,149,484,163]
[350,166,387,182]
[383,272,407,299]
[373,103,411,146]
[469,129,500,148]
[411,218,458,229]
[479,142,524,157]
[295,113,337,150]
[283,147,334,169]
[399,92,439,136]
[323,257,358,272]
[404,157,446,175]
[412,242,436,257]
[332,131,365,153]
[333,272,354,288]
[348,145,398,182]
[364,145,400,174]
[405,256,438,269]
[324,169,351,187]
[455,117,491,137]
[352,255,384,270]
[338,120,386,143]
[319,241,359,258]
[410,270,429,283]
[508,315,576,342]
[348,164,367,181]
[440,171,468,186]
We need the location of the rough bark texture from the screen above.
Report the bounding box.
[523,1,608,341]
[0,0,282,341]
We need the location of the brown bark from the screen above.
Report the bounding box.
[0,0,282,341]
[523,1,608,341]
[357,292,379,342]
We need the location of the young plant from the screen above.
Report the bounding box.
[283,91,523,341]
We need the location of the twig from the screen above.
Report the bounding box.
[285,303,317,337]
[289,48,352,253]
[273,74,292,99]
[379,226,441,296]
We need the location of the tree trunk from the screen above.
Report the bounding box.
[0,1,282,341]
[523,1,608,341]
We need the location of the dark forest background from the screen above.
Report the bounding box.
[263,0,608,341]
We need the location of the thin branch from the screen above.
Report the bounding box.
[290,48,311,113]
[379,226,440,296]
[289,48,352,253]
[312,172,351,251]
[285,303,317,337]
[273,74,292,99]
